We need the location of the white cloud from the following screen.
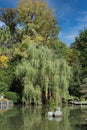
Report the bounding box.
[59,31,77,46]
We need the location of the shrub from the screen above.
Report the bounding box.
[5,92,19,103]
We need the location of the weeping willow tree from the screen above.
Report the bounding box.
[15,43,72,105]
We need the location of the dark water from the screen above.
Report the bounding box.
[0,105,87,130]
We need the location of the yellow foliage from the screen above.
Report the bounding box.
[0,55,9,68]
[22,34,43,45]
[34,35,43,43]
[14,47,28,58]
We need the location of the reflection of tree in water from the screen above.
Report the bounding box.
[24,106,75,130]
[31,106,73,130]
[1,105,86,130]
[75,124,87,130]
[68,106,87,130]
[0,107,23,130]
[59,106,74,130]
[24,106,42,130]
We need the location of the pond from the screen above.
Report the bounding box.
[0,105,87,130]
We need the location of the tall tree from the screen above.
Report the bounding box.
[17,0,60,45]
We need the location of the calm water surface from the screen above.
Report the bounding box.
[0,105,87,130]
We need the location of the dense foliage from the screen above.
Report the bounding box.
[0,0,87,105]
[15,43,72,105]
[69,29,87,99]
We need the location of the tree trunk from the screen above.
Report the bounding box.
[41,90,46,104]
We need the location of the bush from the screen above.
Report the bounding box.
[5,92,19,103]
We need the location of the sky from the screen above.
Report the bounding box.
[0,0,87,46]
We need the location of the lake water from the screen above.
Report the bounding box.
[0,105,87,130]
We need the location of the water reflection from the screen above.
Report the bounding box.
[48,116,62,122]
[0,105,87,130]
[68,106,87,130]
[54,117,62,122]
[0,106,23,130]
[24,105,87,130]
[24,106,42,130]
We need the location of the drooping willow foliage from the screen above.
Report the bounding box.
[15,43,72,105]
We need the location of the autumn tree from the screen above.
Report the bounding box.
[17,0,60,45]
[0,55,9,68]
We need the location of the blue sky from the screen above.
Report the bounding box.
[0,0,87,46]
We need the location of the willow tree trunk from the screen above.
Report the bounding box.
[41,90,46,104]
